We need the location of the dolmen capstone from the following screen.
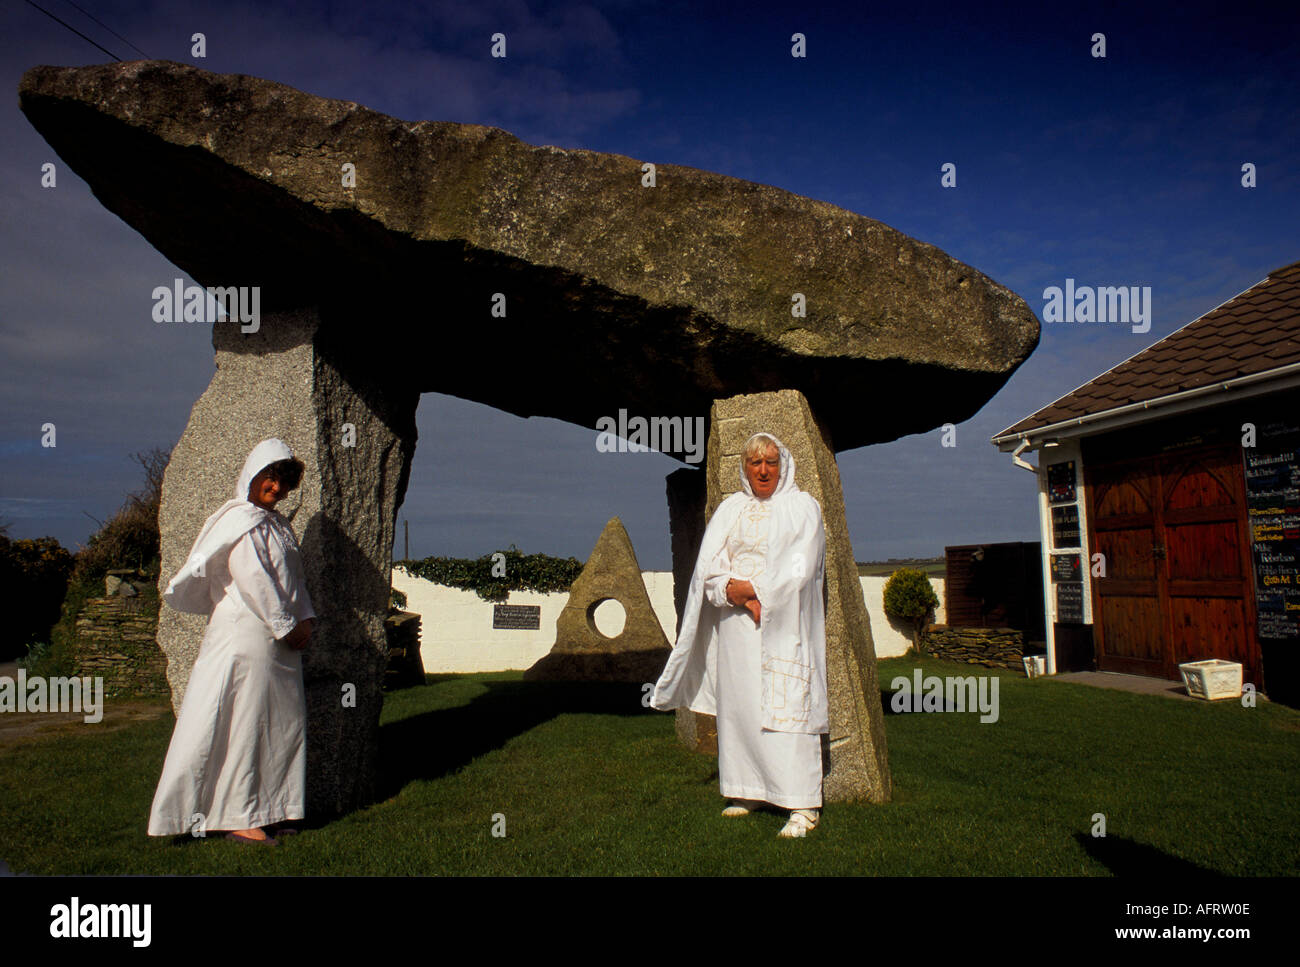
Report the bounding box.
[19,60,1040,814]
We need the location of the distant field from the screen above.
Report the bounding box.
[856,560,945,577]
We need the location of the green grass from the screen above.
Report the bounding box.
[1,655,1297,875]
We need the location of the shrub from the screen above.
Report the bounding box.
[22,447,169,676]
[883,567,940,654]
[396,545,583,601]
[71,447,168,584]
[0,533,73,662]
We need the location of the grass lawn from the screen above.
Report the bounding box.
[1,655,1296,876]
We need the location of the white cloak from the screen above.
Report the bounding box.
[652,436,828,736]
[148,439,315,836]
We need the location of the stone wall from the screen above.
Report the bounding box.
[922,625,1026,669]
[74,582,429,698]
[74,591,169,697]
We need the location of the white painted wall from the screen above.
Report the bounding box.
[392,566,944,673]
[863,574,947,659]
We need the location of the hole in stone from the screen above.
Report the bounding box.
[587,597,626,639]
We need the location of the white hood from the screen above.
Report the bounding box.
[162,438,298,615]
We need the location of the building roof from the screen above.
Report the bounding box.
[993,259,1300,442]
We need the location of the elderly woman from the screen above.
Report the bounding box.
[652,432,828,837]
[148,438,316,845]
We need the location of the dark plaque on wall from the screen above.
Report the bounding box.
[1050,553,1081,583]
[1047,461,1076,504]
[1243,421,1300,642]
[1056,582,1083,623]
[492,604,541,630]
[1051,504,1080,548]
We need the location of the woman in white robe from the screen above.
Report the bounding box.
[652,433,828,837]
[148,438,316,845]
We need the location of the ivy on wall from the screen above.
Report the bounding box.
[395,545,584,602]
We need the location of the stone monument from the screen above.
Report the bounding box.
[525,518,672,682]
[19,60,1039,816]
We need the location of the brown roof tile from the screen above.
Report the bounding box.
[995,259,1300,440]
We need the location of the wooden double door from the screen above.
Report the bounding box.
[1084,441,1261,685]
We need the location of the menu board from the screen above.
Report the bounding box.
[1056,582,1084,623]
[1051,553,1081,583]
[1052,504,1080,548]
[1244,422,1300,641]
[1047,461,1076,503]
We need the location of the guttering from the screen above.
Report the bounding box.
[992,364,1300,451]
[1011,438,1037,473]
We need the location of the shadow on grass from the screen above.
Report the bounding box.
[1074,832,1224,877]
[376,678,652,800]
[880,687,979,715]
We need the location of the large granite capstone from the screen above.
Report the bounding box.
[19,59,1038,457]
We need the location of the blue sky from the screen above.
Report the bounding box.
[2,0,1297,569]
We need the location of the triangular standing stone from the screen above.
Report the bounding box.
[524,518,672,682]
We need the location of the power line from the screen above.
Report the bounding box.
[23,0,122,61]
[58,0,150,58]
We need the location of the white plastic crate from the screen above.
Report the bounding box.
[1021,655,1047,678]
[1178,659,1243,701]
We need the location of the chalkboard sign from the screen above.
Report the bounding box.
[1244,421,1300,641]
[1051,553,1081,583]
[1056,582,1083,623]
[1052,504,1080,548]
[492,605,541,630]
[1047,462,1076,504]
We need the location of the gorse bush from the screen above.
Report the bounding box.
[72,448,169,584]
[0,531,73,662]
[23,447,170,676]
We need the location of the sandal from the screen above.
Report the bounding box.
[225,831,279,846]
[722,798,761,817]
[777,809,818,838]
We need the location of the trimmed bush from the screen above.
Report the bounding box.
[883,567,940,653]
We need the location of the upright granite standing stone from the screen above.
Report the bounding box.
[671,389,891,803]
[525,517,672,682]
[665,467,708,639]
[665,467,717,753]
[157,308,419,818]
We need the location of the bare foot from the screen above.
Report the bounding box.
[229,827,270,841]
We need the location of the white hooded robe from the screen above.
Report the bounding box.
[147,438,315,836]
[651,434,828,809]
